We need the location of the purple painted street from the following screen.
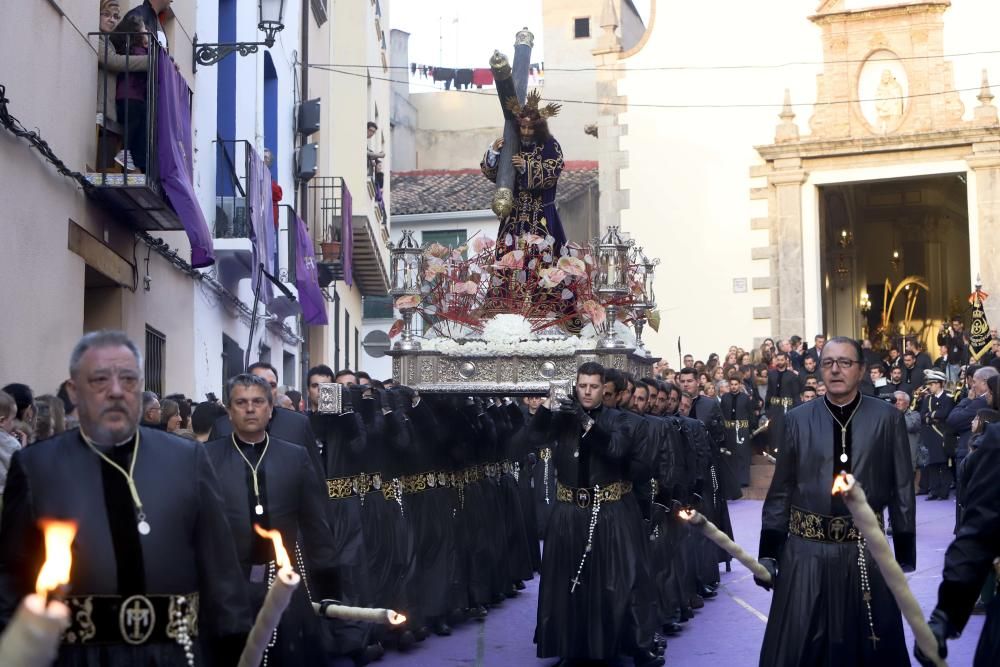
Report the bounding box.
[377,497,985,666]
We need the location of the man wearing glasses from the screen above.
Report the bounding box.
[755,337,916,666]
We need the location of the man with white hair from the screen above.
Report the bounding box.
[894,391,922,478]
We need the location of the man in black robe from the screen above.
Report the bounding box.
[307,367,376,664]
[755,336,916,666]
[764,352,801,458]
[720,374,757,487]
[0,331,250,665]
[916,422,1000,667]
[531,362,654,665]
[205,373,339,665]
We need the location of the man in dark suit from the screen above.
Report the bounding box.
[205,373,339,665]
[210,362,324,484]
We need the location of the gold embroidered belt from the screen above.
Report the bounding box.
[401,471,451,494]
[556,480,633,509]
[463,465,484,485]
[352,472,383,496]
[381,477,403,501]
[327,475,356,499]
[539,447,552,461]
[724,420,749,429]
[501,460,515,475]
[63,593,199,646]
[788,506,883,543]
[769,397,794,407]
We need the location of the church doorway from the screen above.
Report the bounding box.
[818,173,970,350]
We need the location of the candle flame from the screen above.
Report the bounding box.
[831,472,852,496]
[253,524,291,571]
[35,520,78,597]
[388,610,407,625]
[678,509,696,521]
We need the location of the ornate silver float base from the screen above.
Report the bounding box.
[388,347,660,395]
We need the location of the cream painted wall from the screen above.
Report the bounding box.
[0,0,198,395]
[614,0,1000,363]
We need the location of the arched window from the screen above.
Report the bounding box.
[216,0,237,197]
[263,53,278,180]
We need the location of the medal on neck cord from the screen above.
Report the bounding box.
[823,398,859,464]
[232,433,271,516]
[80,429,151,535]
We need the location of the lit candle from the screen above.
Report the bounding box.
[0,520,77,667]
[832,473,947,667]
[678,509,771,583]
[238,525,301,667]
[312,601,407,625]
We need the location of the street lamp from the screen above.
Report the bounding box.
[193,0,286,70]
[591,226,633,349]
[388,230,424,351]
[631,246,658,356]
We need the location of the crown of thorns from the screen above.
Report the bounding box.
[504,90,561,120]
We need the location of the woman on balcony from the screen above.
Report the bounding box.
[96,0,148,172]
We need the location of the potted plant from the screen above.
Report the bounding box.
[319,226,341,262]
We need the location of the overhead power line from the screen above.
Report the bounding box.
[307,64,988,110]
[308,48,1000,73]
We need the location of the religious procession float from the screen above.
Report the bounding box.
[385,28,662,395]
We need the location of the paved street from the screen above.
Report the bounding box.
[379,497,986,666]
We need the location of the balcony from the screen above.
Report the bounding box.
[308,176,390,296]
[213,139,254,293]
[86,32,184,231]
[269,204,302,320]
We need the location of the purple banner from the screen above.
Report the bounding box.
[247,146,275,304]
[342,181,353,287]
[155,46,214,268]
[294,213,329,325]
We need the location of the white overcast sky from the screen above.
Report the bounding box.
[390,0,651,92]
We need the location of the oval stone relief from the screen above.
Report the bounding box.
[858,50,908,134]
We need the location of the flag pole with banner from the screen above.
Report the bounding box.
[968,276,992,362]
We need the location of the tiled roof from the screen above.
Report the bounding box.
[390,161,598,216]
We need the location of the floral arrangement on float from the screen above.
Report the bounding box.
[387,227,652,350]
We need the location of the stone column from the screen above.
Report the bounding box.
[770,169,808,338]
[969,141,1000,325]
[592,0,625,233]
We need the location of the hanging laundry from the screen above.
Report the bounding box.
[434,67,455,90]
[454,69,473,90]
[472,68,494,88]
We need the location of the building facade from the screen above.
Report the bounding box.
[1,0,391,404]
[596,0,1000,360]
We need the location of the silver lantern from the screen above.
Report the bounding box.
[590,226,633,349]
[388,229,424,350]
[630,246,659,356]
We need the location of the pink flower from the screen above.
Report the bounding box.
[520,233,548,248]
[538,268,567,289]
[450,280,479,295]
[492,250,525,271]
[425,242,451,259]
[472,236,496,254]
[424,257,447,280]
[581,299,606,326]
[394,295,420,310]
[557,255,587,278]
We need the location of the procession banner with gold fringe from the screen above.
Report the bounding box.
[968,283,992,362]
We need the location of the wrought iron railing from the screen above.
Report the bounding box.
[214,138,252,239]
[278,204,298,285]
[91,31,160,185]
